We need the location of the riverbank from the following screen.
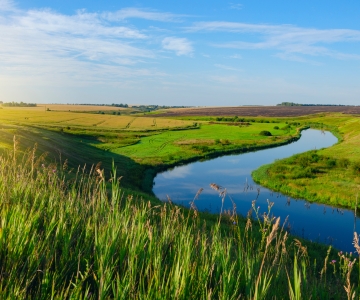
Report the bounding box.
[252,114,360,210]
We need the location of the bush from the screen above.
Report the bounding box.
[326,159,336,167]
[273,126,279,130]
[259,130,272,136]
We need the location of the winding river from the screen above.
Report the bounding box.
[153,129,358,252]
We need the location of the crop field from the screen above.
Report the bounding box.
[153,105,360,117]
[0,107,193,130]
[42,104,129,111]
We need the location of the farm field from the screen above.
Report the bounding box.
[0,107,193,130]
[153,105,360,117]
[0,105,299,192]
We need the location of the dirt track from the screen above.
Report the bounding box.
[154,106,360,117]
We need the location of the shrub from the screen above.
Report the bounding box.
[273,126,279,130]
[259,130,272,136]
[326,159,336,167]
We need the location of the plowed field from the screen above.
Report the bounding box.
[153,106,360,117]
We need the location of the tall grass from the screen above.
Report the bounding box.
[0,142,359,299]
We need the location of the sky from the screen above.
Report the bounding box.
[1,0,360,106]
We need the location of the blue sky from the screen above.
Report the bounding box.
[1,0,360,106]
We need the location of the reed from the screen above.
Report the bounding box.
[0,144,358,299]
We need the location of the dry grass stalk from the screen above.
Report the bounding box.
[344,258,357,300]
[266,217,280,247]
[353,232,360,255]
[245,218,252,232]
[255,216,281,294]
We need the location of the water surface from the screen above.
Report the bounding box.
[154,129,359,252]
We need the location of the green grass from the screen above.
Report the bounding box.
[0,146,359,299]
[113,122,297,165]
[252,113,360,209]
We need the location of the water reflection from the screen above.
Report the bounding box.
[153,129,359,252]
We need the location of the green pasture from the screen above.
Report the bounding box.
[113,122,297,164]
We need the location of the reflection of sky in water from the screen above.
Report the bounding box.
[154,130,360,252]
[161,165,192,179]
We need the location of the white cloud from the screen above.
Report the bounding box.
[0,5,163,86]
[162,37,193,56]
[0,0,15,11]
[189,21,360,61]
[103,7,183,22]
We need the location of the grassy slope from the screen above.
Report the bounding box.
[0,148,357,299]
[252,113,360,208]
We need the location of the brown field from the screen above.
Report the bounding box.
[41,104,128,111]
[153,106,360,117]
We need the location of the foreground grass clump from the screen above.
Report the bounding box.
[1,146,360,299]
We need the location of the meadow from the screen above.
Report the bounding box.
[252,113,360,208]
[2,105,360,298]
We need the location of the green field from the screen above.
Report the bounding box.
[0,107,299,192]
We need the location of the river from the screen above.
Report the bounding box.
[153,129,359,252]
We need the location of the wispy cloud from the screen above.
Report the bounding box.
[162,37,193,56]
[229,3,243,10]
[189,21,360,61]
[0,0,15,11]
[103,7,184,22]
[0,6,163,86]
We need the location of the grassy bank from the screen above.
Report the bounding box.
[252,114,360,209]
[1,147,359,299]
